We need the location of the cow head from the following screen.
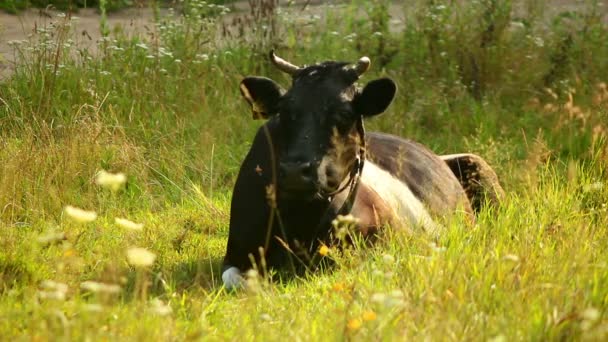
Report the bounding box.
[240,51,396,201]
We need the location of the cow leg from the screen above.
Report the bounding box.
[440,153,505,213]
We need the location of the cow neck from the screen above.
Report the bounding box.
[312,116,366,249]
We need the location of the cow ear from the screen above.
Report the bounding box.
[240,77,285,120]
[352,78,396,117]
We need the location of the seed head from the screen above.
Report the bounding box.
[127,247,156,267]
[64,205,97,223]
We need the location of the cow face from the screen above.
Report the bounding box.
[240,52,396,201]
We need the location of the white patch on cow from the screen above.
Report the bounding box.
[361,161,441,235]
[317,154,349,191]
[222,266,244,290]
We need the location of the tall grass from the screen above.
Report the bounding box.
[0,0,607,339]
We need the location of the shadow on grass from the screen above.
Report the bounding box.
[117,256,224,302]
[161,256,225,292]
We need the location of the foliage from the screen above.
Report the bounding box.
[0,0,607,339]
[0,0,134,12]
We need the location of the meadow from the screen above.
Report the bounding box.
[0,0,607,340]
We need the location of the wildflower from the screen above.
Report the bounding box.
[82,304,104,313]
[429,242,446,253]
[583,182,604,192]
[382,253,395,265]
[38,230,66,244]
[371,292,387,304]
[371,291,405,308]
[64,205,97,223]
[80,281,122,294]
[115,218,144,231]
[150,299,172,316]
[582,307,600,321]
[386,290,406,308]
[331,214,359,228]
[245,269,261,293]
[135,43,149,50]
[502,254,520,262]
[95,170,127,191]
[488,335,507,342]
[127,247,156,267]
[319,245,330,256]
[362,310,377,321]
[332,282,346,292]
[347,318,362,331]
[39,280,68,300]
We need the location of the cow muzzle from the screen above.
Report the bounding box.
[278,161,318,199]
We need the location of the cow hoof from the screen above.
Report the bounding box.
[222,266,244,290]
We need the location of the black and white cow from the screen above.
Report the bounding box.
[221,51,504,289]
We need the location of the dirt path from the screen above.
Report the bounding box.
[0,1,408,80]
[0,7,163,79]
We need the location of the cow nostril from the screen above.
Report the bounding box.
[301,162,314,178]
[278,163,288,178]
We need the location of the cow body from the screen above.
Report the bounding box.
[222,122,475,288]
[221,52,502,289]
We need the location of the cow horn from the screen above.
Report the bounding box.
[354,56,371,76]
[269,50,300,75]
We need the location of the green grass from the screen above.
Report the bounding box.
[1,0,607,339]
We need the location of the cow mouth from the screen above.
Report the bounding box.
[278,186,321,201]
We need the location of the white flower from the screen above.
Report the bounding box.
[37,231,66,244]
[39,280,68,300]
[502,254,520,262]
[371,292,387,304]
[95,170,127,191]
[82,304,104,313]
[41,280,68,293]
[150,299,172,316]
[82,304,103,312]
[115,218,144,231]
[382,253,396,265]
[127,247,156,267]
[583,182,603,192]
[80,281,122,294]
[64,205,97,223]
[429,242,446,253]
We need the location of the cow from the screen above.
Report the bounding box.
[221,51,504,289]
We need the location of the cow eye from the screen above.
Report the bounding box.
[334,111,354,131]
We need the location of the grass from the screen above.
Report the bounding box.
[0,0,607,340]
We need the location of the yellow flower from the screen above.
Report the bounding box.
[127,247,156,267]
[362,310,377,321]
[115,217,144,231]
[95,170,127,191]
[332,282,345,292]
[347,318,362,331]
[319,245,330,256]
[64,205,97,223]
